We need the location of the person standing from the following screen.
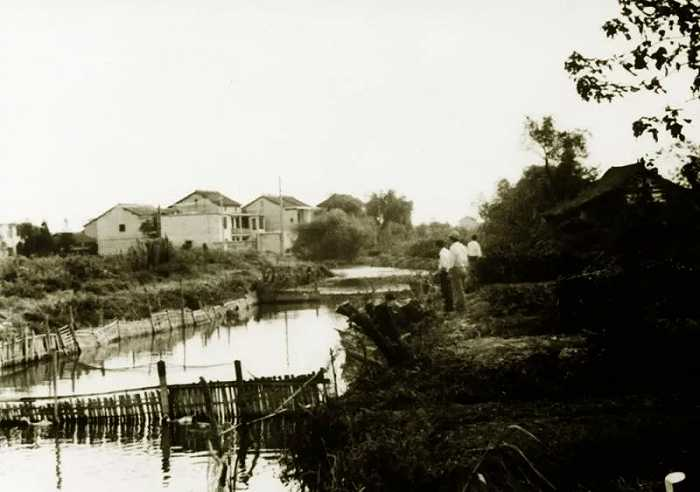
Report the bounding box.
[448,232,469,312]
[436,239,454,312]
[466,234,482,263]
[466,234,483,290]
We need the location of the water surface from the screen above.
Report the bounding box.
[0,302,347,492]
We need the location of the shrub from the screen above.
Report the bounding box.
[471,254,588,284]
[293,210,373,261]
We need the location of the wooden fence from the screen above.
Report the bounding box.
[0,361,328,426]
[0,327,79,369]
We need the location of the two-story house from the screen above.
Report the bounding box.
[243,195,318,253]
[161,190,265,250]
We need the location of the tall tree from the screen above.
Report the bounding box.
[480,117,597,256]
[525,116,593,201]
[564,1,699,151]
[365,190,413,230]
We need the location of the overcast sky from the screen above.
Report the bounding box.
[1,0,697,231]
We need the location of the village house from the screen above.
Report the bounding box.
[83,204,157,255]
[544,162,693,255]
[0,223,19,257]
[544,162,686,226]
[243,195,318,253]
[160,190,265,250]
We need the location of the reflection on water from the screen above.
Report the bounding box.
[0,303,348,492]
[330,265,424,278]
[0,418,297,492]
[0,303,346,400]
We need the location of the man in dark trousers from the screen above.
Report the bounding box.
[436,239,453,311]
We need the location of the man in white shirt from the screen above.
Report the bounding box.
[466,234,483,290]
[448,232,469,311]
[466,235,483,262]
[436,239,454,311]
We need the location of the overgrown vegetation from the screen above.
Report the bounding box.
[293,210,374,261]
[0,245,325,334]
[280,279,700,491]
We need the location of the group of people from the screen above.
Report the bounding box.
[436,232,482,312]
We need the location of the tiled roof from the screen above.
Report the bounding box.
[544,163,680,218]
[173,190,241,208]
[317,193,363,208]
[244,195,310,209]
[84,204,156,227]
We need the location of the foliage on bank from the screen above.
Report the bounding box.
[281,281,700,491]
[0,246,326,335]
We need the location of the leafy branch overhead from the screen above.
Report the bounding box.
[564,0,699,143]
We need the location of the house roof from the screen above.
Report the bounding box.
[173,190,241,208]
[243,194,310,209]
[544,163,679,218]
[84,204,156,227]
[316,193,364,208]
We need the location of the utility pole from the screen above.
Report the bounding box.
[279,177,285,258]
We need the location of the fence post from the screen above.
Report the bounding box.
[143,286,156,336]
[329,348,338,397]
[179,280,186,328]
[68,304,79,354]
[23,326,29,364]
[52,349,59,422]
[665,472,686,492]
[234,360,243,382]
[157,360,170,421]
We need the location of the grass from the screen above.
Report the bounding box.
[0,249,326,335]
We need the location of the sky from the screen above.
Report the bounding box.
[1,0,698,231]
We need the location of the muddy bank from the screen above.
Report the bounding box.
[281,282,700,491]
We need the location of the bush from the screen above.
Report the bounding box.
[471,254,589,284]
[293,210,373,261]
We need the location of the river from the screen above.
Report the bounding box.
[0,302,348,492]
[0,266,420,492]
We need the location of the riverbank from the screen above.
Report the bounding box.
[281,280,700,491]
[0,250,329,341]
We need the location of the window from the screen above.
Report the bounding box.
[119,224,126,232]
[223,217,228,229]
[251,218,257,229]
[290,217,294,223]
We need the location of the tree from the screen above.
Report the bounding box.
[365,190,413,230]
[293,210,373,261]
[139,217,160,239]
[16,222,55,257]
[525,116,593,201]
[317,194,365,216]
[564,1,699,150]
[479,117,597,256]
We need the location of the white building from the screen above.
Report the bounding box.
[161,190,265,250]
[0,223,19,257]
[243,195,318,253]
[83,204,156,255]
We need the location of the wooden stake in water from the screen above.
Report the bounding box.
[234,360,243,382]
[52,349,59,422]
[157,360,169,421]
[329,348,338,397]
